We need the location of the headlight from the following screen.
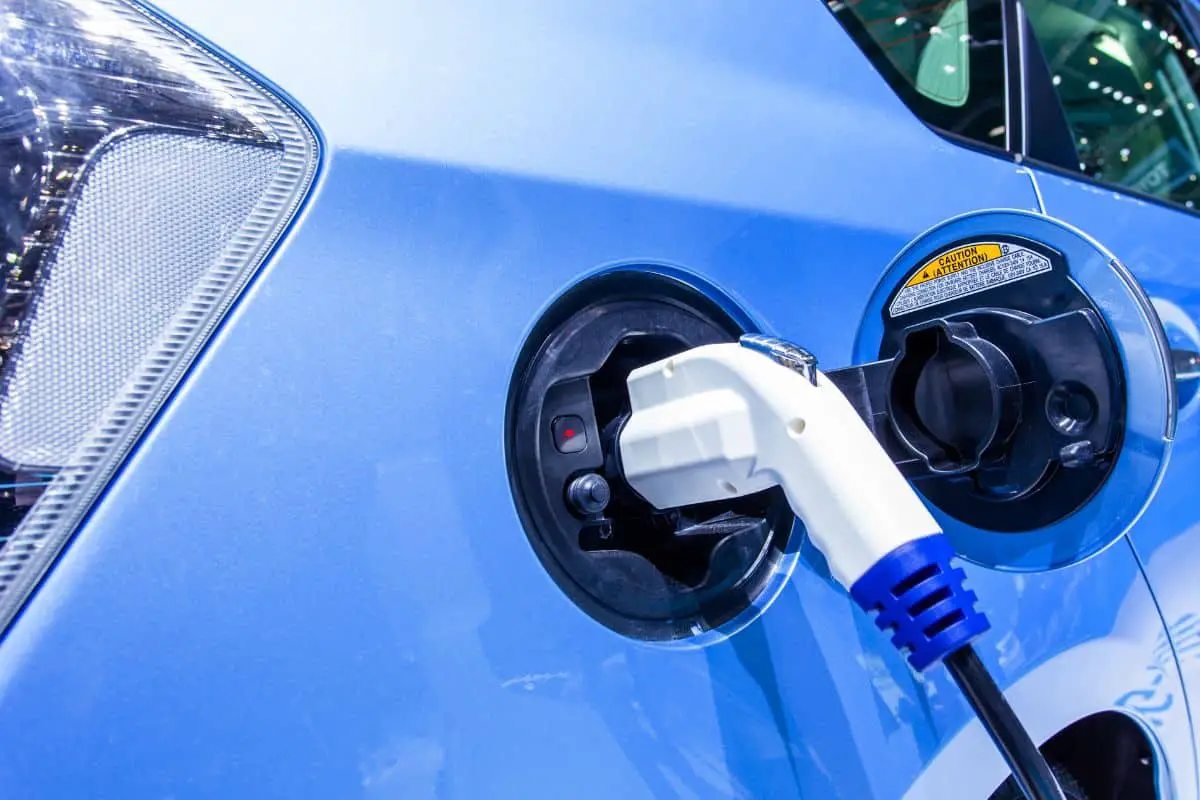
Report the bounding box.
[0,0,319,628]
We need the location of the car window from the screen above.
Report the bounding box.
[828,0,1009,146]
[1026,0,1200,210]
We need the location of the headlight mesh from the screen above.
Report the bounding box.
[0,0,319,628]
[0,133,280,467]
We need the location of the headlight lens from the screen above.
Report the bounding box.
[0,0,318,627]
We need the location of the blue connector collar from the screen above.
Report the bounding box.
[849,534,990,671]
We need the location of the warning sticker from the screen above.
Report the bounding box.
[889,241,1052,317]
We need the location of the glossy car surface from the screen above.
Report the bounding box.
[0,1,1197,798]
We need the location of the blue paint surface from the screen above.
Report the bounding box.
[0,2,1195,798]
[1032,166,1200,796]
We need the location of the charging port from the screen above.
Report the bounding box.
[506,269,793,640]
[831,300,1124,532]
[888,319,1022,475]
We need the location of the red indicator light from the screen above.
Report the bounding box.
[551,415,586,453]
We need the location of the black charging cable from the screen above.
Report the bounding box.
[944,645,1065,800]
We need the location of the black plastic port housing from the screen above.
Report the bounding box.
[829,235,1127,533]
[505,269,793,640]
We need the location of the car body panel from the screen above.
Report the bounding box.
[0,1,1193,798]
[1031,165,1200,795]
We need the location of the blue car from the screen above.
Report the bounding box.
[1,0,1199,797]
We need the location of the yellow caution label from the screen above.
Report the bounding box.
[903,243,1004,288]
[888,240,1053,318]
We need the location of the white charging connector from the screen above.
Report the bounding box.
[619,339,939,588]
[617,335,989,672]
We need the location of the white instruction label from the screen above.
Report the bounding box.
[888,241,1052,317]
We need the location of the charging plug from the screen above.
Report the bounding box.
[616,335,988,670]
